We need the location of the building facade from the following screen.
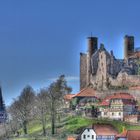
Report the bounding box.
[77,124,118,140]
[99,93,137,121]
[81,128,96,140]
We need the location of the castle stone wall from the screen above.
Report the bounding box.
[95,89,140,101]
[80,53,87,90]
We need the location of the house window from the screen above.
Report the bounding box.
[119,112,121,116]
[83,135,86,139]
[112,112,114,116]
[88,135,90,137]
[92,135,94,139]
[87,128,90,132]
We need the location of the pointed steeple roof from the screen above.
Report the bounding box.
[0,86,5,111]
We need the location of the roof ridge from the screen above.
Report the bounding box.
[75,87,88,96]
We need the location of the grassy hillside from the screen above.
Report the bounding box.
[10,115,140,140]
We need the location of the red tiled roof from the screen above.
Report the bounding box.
[93,124,118,136]
[129,86,140,90]
[126,130,140,140]
[130,51,140,58]
[100,93,134,106]
[67,136,76,140]
[124,115,140,119]
[64,94,75,100]
[117,130,140,140]
[100,96,111,106]
[74,87,98,98]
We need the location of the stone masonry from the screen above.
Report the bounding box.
[80,35,140,90]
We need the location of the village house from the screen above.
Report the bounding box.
[99,93,137,121]
[72,88,100,117]
[124,115,140,124]
[64,94,75,109]
[64,88,99,110]
[73,88,99,108]
[76,124,118,140]
[72,125,140,140]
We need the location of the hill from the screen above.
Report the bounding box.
[9,115,140,140]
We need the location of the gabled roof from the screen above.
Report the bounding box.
[93,124,118,136]
[100,93,134,106]
[74,87,98,98]
[126,130,140,140]
[64,94,75,101]
[67,136,76,140]
[116,130,140,140]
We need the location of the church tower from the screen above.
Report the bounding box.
[0,87,4,110]
[0,86,7,123]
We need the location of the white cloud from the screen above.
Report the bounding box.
[49,76,79,82]
[66,76,79,81]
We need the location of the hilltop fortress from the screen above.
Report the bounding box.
[80,35,140,90]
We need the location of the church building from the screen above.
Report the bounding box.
[0,86,7,123]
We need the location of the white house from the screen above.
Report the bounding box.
[81,128,96,140]
[78,124,118,140]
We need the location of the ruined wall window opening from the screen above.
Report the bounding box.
[101,55,103,59]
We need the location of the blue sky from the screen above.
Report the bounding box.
[0,0,140,105]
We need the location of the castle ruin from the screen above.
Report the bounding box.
[80,35,140,90]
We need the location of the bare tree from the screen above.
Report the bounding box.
[35,88,49,136]
[9,85,35,135]
[6,107,19,136]
[47,75,72,135]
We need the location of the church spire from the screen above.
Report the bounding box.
[0,86,5,110]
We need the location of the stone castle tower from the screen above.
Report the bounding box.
[80,35,140,90]
[87,37,98,86]
[80,37,98,89]
[124,35,134,59]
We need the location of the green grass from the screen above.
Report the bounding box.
[63,116,92,133]
[12,138,48,140]
[27,121,42,135]
[19,120,51,137]
[12,138,30,140]
[61,116,140,134]
[10,115,140,140]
